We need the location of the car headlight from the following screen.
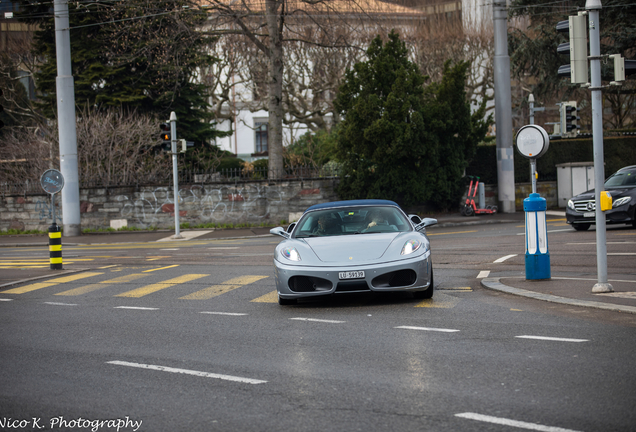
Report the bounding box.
[567,199,575,210]
[613,196,631,208]
[401,239,422,255]
[281,247,301,261]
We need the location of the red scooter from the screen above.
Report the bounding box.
[461,176,498,216]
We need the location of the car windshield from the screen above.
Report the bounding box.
[605,169,636,188]
[293,206,412,238]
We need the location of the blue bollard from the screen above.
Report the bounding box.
[524,193,551,280]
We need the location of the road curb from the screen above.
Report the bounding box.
[480,277,636,315]
[0,268,89,290]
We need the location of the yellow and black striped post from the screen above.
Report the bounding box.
[49,223,62,270]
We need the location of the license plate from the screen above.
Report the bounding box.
[339,271,365,280]
[584,212,595,218]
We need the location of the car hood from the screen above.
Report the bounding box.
[572,187,633,200]
[304,233,400,263]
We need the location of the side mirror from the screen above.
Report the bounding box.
[270,227,290,239]
[409,214,422,225]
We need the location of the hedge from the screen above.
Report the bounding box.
[465,135,636,184]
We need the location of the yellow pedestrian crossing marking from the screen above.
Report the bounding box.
[143,265,179,273]
[56,273,149,296]
[251,290,279,303]
[3,272,104,294]
[180,276,268,300]
[115,274,209,298]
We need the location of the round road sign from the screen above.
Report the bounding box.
[515,124,550,159]
[40,169,65,194]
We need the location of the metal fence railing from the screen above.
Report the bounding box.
[1,165,342,196]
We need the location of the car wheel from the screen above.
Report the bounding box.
[413,271,434,300]
[278,295,297,305]
[573,224,591,231]
[464,205,474,217]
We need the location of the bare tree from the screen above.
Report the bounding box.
[199,0,427,178]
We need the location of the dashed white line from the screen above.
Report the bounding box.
[494,254,517,263]
[477,270,490,279]
[107,360,267,385]
[44,302,77,306]
[516,335,589,343]
[455,412,582,432]
[0,298,13,302]
[200,311,248,316]
[290,317,346,324]
[114,306,159,311]
[395,326,460,333]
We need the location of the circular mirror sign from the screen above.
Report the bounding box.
[515,125,550,159]
[40,169,65,194]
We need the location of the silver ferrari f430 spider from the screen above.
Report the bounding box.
[270,199,437,305]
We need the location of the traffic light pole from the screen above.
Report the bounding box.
[587,0,612,293]
[170,112,183,240]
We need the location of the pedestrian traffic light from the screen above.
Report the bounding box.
[560,101,579,138]
[160,122,171,151]
[556,14,588,84]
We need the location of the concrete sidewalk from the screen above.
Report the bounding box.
[1,211,635,314]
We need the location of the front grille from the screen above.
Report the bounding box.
[572,199,594,212]
[289,276,332,293]
[372,269,417,288]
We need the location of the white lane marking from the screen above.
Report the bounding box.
[160,248,180,251]
[0,298,13,302]
[608,253,636,256]
[395,326,460,333]
[494,254,517,263]
[200,311,248,316]
[455,412,582,432]
[477,270,490,279]
[114,306,159,311]
[516,335,588,343]
[107,360,267,385]
[207,247,240,250]
[290,317,346,324]
[44,302,78,306]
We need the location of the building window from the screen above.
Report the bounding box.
[255,122,268,153]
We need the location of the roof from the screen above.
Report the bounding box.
[204,0,425,17]
[305,199,401,212]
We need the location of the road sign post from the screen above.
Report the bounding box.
[40,169,65,270]
[516,125,551,280]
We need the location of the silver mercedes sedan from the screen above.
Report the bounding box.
[270,199,437,305]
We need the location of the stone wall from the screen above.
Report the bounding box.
[0,178,340,232]
[0,179,558,233]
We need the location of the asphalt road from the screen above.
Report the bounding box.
[1,220,635,432]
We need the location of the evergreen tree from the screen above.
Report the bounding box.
[18,0,228,147]
[334,31,489,210]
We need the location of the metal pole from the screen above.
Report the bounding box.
[587,0,612,293]
[493,0,516,213]
[170,111,183,239]
[529,94,536,194]
[54,0,81,237]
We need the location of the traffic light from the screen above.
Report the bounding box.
[556,14,588,84]
[560,101,580,138]
[160,122,171,151]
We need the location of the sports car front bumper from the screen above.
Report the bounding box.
[273,251,432,300]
